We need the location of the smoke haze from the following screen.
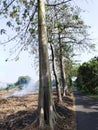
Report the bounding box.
[3,80,39,98]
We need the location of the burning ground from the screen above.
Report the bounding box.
[0,90,38,130]
[0,90,76,130]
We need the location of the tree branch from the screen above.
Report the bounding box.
[1,0,16,12]
[46,0,72,7]
[0,26,26,45]
[24,4,37,35]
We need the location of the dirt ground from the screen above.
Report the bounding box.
[0,90,76,130]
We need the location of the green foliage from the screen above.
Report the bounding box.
[76,56,98,94]
[0,29,6,34]
[15,75,31,86]
[71,65,79,77]
[0,0,38,56]
[0,76,31,91]
[89,94,98,100]
[6,21,13,27]
[5,84,16,90]
[0,1,93,59]
[46,3,92,70]
[73,15,79,20]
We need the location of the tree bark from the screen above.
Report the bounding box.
[50,43,62,103]
[58,33,68,97]
[38,0,54,129]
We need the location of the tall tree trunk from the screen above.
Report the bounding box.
[50,43,62,103]
[62,58,69,96]
[58,33,68,97]
[38,0,54,129]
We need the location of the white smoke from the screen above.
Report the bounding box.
[3,80,39,98]
[0,82,7,90]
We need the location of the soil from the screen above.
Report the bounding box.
[0,90,76,130]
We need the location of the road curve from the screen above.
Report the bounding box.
[74,91,98,130]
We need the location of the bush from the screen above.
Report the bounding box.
[76,57,98,94]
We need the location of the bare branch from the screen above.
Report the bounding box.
[24,4,38,35]
[1,0,16,13]
[46,0,72,7]
[0,26,26,45]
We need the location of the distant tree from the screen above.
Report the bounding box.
[71,65,80,78]
[15,76,31,85]
[76,57,98,94]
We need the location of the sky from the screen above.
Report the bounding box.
[72,0,98,62]
[0,0,98,83]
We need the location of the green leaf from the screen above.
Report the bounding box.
[29,28,35,34]
[0,11,2,15]
[0,29,6,34]
[15,27,20,32]
[10,10,18,18]
[73,15,79,20]
[6,21,13,27]
[30,1,34,5]
[3,1,7,8]
[16,18,21,25]
[15,56,19,61]
[57,21,62,29]
[23,0,28,6]
[78,20,84,25]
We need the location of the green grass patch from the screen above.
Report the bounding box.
[78,89,98,100]
[88,94,98,100]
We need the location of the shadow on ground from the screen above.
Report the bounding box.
[0,109,38,130]
[74,91,98,130]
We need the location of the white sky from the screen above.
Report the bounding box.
[72,0,98,62]
[0,0,98,83]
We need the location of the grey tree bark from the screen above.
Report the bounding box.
[38,0,55,129]
[58,33,68,97]
[50,43,62,103]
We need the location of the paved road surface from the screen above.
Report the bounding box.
[74,91,98,130]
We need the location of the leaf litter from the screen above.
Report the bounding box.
[0,90,76,130]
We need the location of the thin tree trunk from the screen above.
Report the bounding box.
[62,58,69,96]
[50,43,62,103]
[58,33,68,97]
[38,0,54,129]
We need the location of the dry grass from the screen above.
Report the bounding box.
[0,90,76,130]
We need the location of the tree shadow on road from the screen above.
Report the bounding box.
[76,111,98,130]
[74,91,98,130]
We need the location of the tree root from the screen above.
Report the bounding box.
[53,101,65,119]
[22,117,39,130]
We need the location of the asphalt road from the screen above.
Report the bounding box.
[74,91,98,130]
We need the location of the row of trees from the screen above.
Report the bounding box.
[76,56,98,94]
[0,0,94,129]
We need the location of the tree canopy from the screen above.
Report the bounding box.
[0,0,96,129]
[76,56,98,94]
